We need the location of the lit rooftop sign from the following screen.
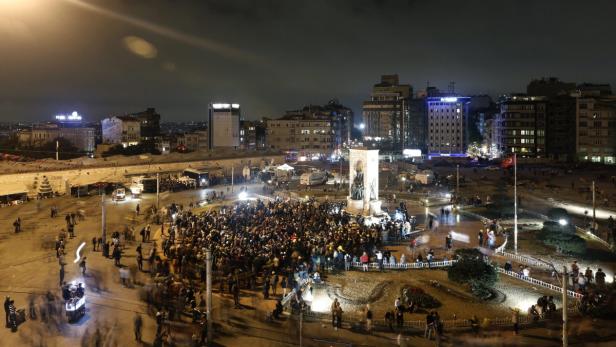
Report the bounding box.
[212,103,240,109]
[440,97,458,102]
[55,111,82,121]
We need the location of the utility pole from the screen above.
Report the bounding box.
[592,181,596,233]
[562,266,568,347]
[101,193,106,244]
[231,166,234,193]
[514,153,518,254]
[206,249,213,346]
[299,302,303,347]
[456,164,460,202]
[156,172,160,209]
[56,140,59,161]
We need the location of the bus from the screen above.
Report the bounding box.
[183,168,210,187]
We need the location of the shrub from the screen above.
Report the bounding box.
[538,222,586,255]
[448,248,498,299]
[401,286,440,309]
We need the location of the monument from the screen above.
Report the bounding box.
[347,148,381,215]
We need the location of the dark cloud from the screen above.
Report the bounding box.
[0,0,614,122]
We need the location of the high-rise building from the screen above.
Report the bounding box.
[208,103,240,149]
[427,96,470,155]
[362,75,412,150]
[546,96,577,161]
[576,96,616,164]
[406,98,428,151]
[495,95,547,157]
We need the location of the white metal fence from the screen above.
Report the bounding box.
[497,268,583,299]
[350,260,457,270]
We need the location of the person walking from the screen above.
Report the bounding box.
[136,204,140,216]
[511,307,520,335]
[8,299,17,332]
[145,225,151,242]
[59,265,65,287]
[365,304,373,333]
[232,282,240,308]
[4,296,10,328]
[134,313,143,341]
[425,311,435,340]
[92,237,97,252]
[281,276,287,297]
[331,298,339,327]
[79,257,87,276]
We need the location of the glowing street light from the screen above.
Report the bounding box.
[558,219,568,226]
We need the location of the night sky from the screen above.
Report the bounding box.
[1,0,615,122]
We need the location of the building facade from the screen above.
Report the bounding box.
[208,103,240,149]
[545,96,577,161]
[17,120,95,153]
[265,114,333,159]
[576,96,616,164]
[427,96,470,155]
[101,116,141,147]
[405,98,428,152]
[495,96,547,157]
[240,120,266,150]
[362,75,412,151]
[129,108,161,141]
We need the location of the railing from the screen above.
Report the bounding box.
[575,226,611,248]
[497,268,583,300]
[350,260,457,270]
[494,234,508,254]
[299,313,558,331]
[496,249,555,272]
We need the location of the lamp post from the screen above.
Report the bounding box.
[101,193,106,244]
[206,249,213,346]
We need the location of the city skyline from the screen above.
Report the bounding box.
[1,0,616,122]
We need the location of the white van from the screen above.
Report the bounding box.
[300,171,327,186]
[112,188,126,201]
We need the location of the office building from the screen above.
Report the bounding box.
[545,96,577,161]
[208,103,240,149]
[427,96,470,155]
[576,96,616,164]
[362,75,412,150]
[265,113,333,160]
[495,95,546,157]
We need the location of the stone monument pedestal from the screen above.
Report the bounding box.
[346,148,382,217]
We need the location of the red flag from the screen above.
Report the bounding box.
[501,155,516,169]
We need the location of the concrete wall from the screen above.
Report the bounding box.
[2,154,283,197]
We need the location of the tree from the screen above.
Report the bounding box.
[487,177,514,217]
[448,248,498,299]
[102,142,161,157]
